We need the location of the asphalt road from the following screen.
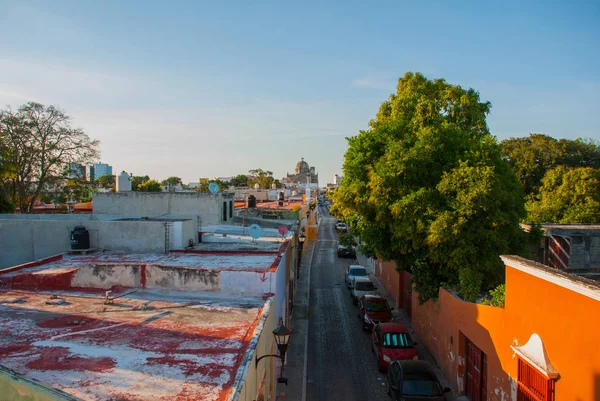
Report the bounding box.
[306,205,390,401]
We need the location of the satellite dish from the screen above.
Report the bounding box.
[247,224,263,240]
[208,183,219,193]
[278,226,289,236]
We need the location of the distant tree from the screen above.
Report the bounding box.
[229,174,249,187]
[96,174,115,187]
[131,175,150,191]
[0,142,15,212]
[500,134,600,195]
[0,102,100,213]
[249,169,275,189]
[333,72,527,302]
[55,177,94,204]
[138,179,162,192]
[526,166,600,224]
[198,179,226,192]
[161,176,183,188]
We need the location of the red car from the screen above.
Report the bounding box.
[371,323,418,372]
[358,295,393,330]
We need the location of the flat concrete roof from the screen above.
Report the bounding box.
[1,251,281,278]
[0,289,268,401]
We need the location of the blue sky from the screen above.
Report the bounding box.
[1,0,598,184]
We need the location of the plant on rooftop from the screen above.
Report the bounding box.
[480,284,506,308]
[332,72,527,303]
[0,102,100,213]
[138,179,162,192]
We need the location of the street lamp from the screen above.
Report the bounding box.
[255,324,292,385]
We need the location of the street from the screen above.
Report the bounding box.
[305,205,390,401]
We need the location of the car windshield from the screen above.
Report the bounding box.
[383,332,413,348]
[366,299,390,312]
[355,281,375,291]
[350,268,366,276]
[402,375,442,396]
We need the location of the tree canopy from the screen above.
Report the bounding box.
[332,72,527,302]
[131,175,150,191]
[229,174,249,187]
[0,102,100,213]
[500,134,600,195]
[526,166,600,224]
[138,179,162,192]
[161,176,183,188]
[96,174,115,187]
[249,168,276,189]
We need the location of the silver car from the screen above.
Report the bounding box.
[345,265,367,288]
[351,276,377,304]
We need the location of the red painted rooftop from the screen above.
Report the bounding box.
[0,289,268,401]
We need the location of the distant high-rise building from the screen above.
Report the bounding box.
[94,163,113,179]
[85,165,95,182]
[64,163,85,179]
[333,174,342,185]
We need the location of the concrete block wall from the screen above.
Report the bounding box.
[93,192,234,226]
[0,218,195,269]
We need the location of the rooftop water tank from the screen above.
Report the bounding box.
[70,226,90,250]
[116,171,132,192]
[247,195,257,208]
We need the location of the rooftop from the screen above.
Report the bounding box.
[0,289,269,401]
[1,251,281,279]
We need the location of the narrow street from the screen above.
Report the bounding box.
[305,205,389,401]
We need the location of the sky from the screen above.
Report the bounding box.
[1,0,599,184]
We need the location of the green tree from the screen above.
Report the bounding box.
[96,174,115,187]
[0,141,15,212]
[161,176,183,188]
[229,174,249,187]
[500,134,600,195]
[526,166,600,224]
[138,179,162,192]
[0,102,100,213]
[249,169,275,189]
[131,175,150,191]
[333,72,526,302]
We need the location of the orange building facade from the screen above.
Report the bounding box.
[376,256,600,401]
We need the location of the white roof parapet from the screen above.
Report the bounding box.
[511,333,559,379]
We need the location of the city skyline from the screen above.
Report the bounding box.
[1,0,599,183]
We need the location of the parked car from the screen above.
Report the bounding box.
[351,276,377,304]
[386,360,452,401]
[345,265,367,288]
[337,242,356,258]
[335,222,348,232]
[358,294,393,330]
[371,323,418,372]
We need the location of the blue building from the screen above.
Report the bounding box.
[94,163,113,179]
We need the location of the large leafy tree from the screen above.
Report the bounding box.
[96,174,115,187]
[131,175,150,191]
[249,168,275,189]
[137,179,162,192]
[526,166,600,224]
[161,176,183,188]
[500,134,600,195]
[0,102,99,213]
[229,174,249,187]
[333,72,526,302]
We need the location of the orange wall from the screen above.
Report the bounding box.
[376,260,402,307]
[411,262,600,401]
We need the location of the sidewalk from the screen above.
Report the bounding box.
[355,253,460,401]
[276,240,316,401]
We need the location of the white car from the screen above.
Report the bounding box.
[345,265,367,288]
[351,276,377,304]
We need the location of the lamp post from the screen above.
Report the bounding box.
[255,324,292,385]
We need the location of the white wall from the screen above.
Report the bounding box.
[93,192,234,226]
[0,218,191,269]
[71,265,139,288]
[145,265,220,291]
[220,271,275,295]
[275,254,287,325]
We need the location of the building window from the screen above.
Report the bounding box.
[517,358,556,401]
[465,336,487,401]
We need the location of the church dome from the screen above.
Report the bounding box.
[295,158,310,174]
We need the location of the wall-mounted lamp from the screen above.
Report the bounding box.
[255,324,292,385]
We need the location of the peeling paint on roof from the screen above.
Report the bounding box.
[0,290,268,401]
